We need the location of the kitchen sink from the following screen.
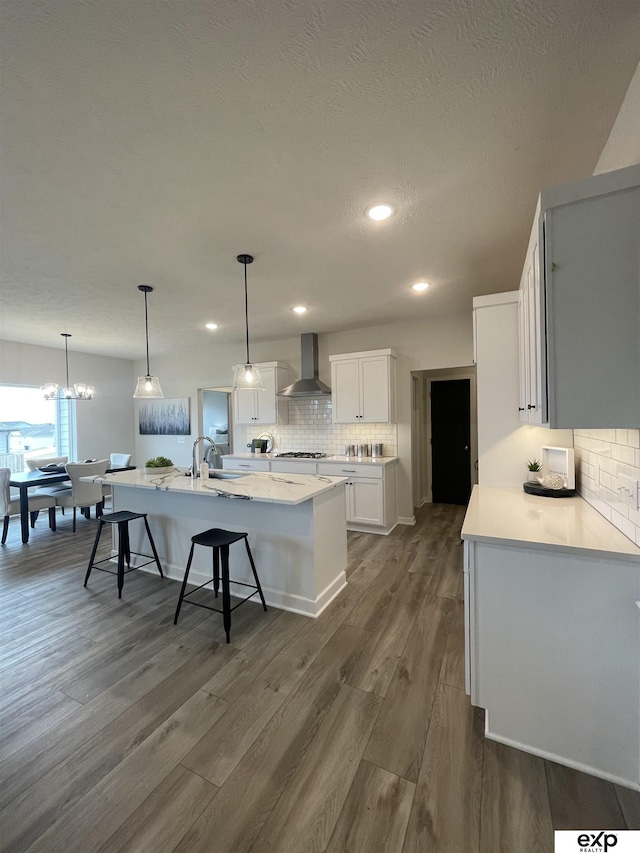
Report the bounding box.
[207,470,247,480]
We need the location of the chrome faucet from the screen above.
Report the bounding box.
[191,435,217,477]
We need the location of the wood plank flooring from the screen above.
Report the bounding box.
[1,504,638,852]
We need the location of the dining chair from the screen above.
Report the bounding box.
[54,460,108,532]
[26,455,72,496]
[26,455,69,471]
[109,453,132,467]
[1,468,57,544]
[102,453,133,506]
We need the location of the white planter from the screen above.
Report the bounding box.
[144,466,174,475]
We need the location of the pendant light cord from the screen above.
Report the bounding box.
[64,335,70,388]
[243,260,250,364]
[144,288,151,376]
[138,285,154,377]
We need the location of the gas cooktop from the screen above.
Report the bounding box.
[275,452,327,459]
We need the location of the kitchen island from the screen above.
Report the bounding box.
[93,468,348,617]
[462,484,640,791]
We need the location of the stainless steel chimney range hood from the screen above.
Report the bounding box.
[277,333,331,397]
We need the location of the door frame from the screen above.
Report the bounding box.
[411,366,477,506]
[197,386,234,448]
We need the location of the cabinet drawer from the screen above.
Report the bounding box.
[270,461,317,475]
[222,458,270,472]
[317,462,383,479]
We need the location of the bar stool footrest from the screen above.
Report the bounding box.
[181,586,261,614]
[88,552,160,576]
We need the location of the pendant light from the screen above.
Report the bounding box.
[42,333,95,400]
[232,254,264,391]
[133,285,164,398]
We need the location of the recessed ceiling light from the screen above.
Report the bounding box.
[367,204,394,221]
[292,306,308,314]
[205,323,218,330]
[412,282,430,292]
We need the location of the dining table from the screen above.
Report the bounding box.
[9,466,136,544]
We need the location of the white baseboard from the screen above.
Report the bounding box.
[484,728,640,792]
[398,515,416,526]
[134,558,345,618]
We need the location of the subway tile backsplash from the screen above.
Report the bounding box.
[574,428,640,547]
[235,398,398,457]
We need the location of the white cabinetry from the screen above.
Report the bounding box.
[465,538,640,789]
[317,461,397,533]
[221,457,270,472]
[518,163,640,428]
[462,487,640,790]
[518,208,545,424]
[221,455,399,534]
[348,478,384,525]
[329,350,397,423]
[233,362,289,425]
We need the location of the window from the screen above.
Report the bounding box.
[0,385,76,471]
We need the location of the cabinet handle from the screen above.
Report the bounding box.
[342,469,356,473]
[518,407,525,411]
[528,404,536,410]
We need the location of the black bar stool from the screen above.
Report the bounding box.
[174,528,266,643]
[84,510,163,598]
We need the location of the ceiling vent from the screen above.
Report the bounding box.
[277,333,331,397]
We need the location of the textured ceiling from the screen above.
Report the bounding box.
[1,0,639,359]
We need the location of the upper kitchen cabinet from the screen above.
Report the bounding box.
[518,198,545,425]
[234,362,289,425]
[519,164,640,428]
[329,349,397,423]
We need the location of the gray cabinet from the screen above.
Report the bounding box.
[519,164,640,428]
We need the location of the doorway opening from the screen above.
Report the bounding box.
[198,387,233,469]
[411,366,477,507]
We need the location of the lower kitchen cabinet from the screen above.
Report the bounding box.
[222,456,399,534]
[462,486,640,791]
[221,457,270,472]
[317,461,397,534]
[347,477,383,525]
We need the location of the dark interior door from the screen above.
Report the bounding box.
[431,379,471,505]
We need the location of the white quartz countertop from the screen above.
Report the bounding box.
[462,485,640,562]
[84,468,346,506]
[223,453,398,465]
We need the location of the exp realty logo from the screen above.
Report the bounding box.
[555,831,640,852]
[576,833,618,851]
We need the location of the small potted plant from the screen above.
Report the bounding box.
[144,455,175,475]
[526,458,542,482]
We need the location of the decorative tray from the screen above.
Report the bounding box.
[523,482,577,498]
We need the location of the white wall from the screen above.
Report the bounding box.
[594,61,640,176]
[0,311,473,521]
[474,294,572,487]
[133,313,474,522]
[0,339,135,463]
